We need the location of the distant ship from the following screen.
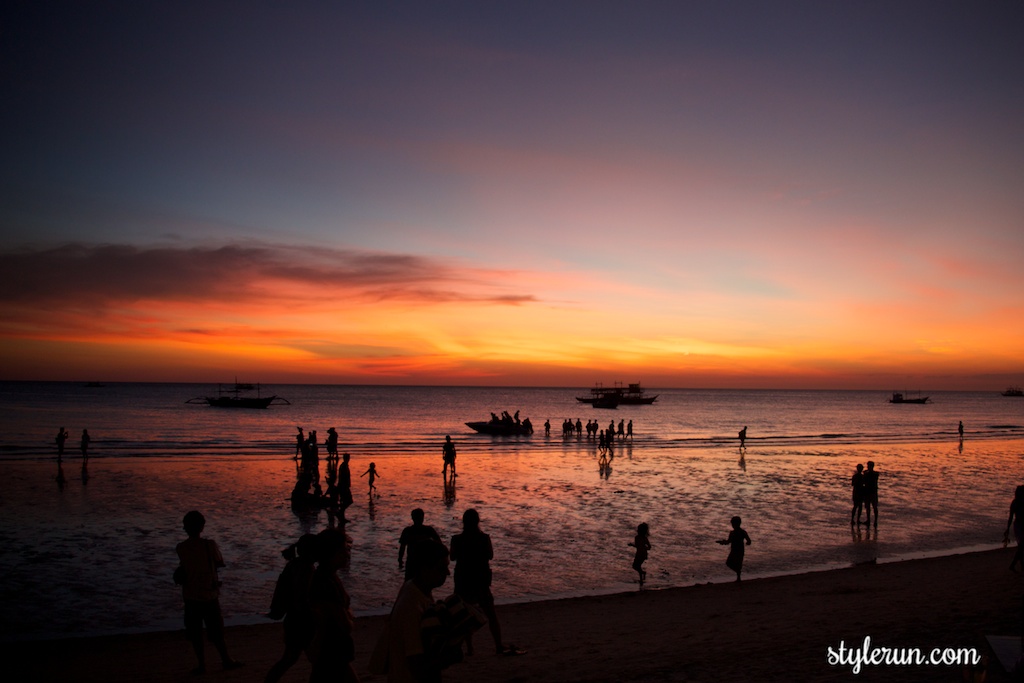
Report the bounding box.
[187,382,290,409]
[576,382,658,405]
[889,392,929,404]
[1002,387,1023,397]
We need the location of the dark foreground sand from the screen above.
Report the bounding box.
[6,548,1022,682]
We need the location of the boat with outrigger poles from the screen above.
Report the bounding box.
[187,382,291,409]
[576,382,658,406]
[888,391,929,404]
[466,410,534,435]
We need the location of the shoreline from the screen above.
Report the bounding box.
[8,547,1022,682]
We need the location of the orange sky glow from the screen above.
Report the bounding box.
[2,5,1023,389]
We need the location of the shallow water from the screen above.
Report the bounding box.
[1,436,1021,640]
[1,383,1023,640]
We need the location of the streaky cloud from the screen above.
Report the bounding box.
[0,241,537,308]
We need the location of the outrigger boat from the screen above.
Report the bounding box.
[187,382,290,409]
[576,382,658,405]
[889,392,929,404]
[1003,387,1023,397]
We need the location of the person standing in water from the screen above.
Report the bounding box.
[55,427,69,459]
[442,435,457,481]
[738,426,747,448]
[863,461,879,528]
[80,428,91,458]
[850,464,865,526]
[717,516,752,582]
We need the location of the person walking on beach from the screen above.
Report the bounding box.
[958,420,964,440]
[1004,485,1024,572]
[863,461,879,528]
[265,534,317,683]
[850,464,865,526]
[55,427,68,459]
[451,508,521,656]
[295,427,304,460]
[627,420,633,439]
[738,426,747,448]
[442,435,457,481]
[629,523,651,586]
[361,462,380,494]
[80,428,91,458]
[307,529,359,683]
[717,516,752,582]
[175,510,242,674]
[399,508,442,577]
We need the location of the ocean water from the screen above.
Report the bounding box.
[0,382,1022,640]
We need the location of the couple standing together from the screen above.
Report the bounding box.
[850,461,879,527]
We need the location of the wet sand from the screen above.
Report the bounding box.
[7,547,1022,682]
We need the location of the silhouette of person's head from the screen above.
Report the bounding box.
[867,461,875,471]
[462,508,480,531]
[856,463,863,472]
[731,516,742,530]
[637,522,649,536]
[183,510,206,537]
[411,508,425,524]
[315,528,349,569]
[406,539,449,590]
[342,453,350,463]
[1016,485,1024,500]
[445,435,452,442]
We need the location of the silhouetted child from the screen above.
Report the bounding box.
[629,523,651,584]
[265,534,317,683]
[717,516,751,582]
[361,462,379,493]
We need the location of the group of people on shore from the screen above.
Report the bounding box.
[175,503,522,682]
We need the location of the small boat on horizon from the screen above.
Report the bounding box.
[576,382,658,405]
[889,391,929,404]
[1002,386,1023,397]
[187,382,291,409]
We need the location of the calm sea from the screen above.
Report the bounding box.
[1,382,1022,640]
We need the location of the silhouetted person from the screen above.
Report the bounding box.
[399,508,443,577]
[381,539,452,682]
[361,462,379,494]
[717,516,751,582]
[1005,485,1024,572]
[265,534,317,683]
[544,419,550,436]
[176,510,242,674]
[338,453,353,518]
[295,427,304,460]
[442,435,457,480]
[326,427,339,460]
[55,427,68,459]
[80,428,90,458]
[451,509,520,656]
[307,529,359,683]
[629,523,651,585]
[627,420,633,439]
[958,420,964,440]
[617,420,625,437]
[850,464,865,526]
[863,461,879,528]
[738,426,747,448]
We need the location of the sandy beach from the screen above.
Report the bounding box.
[7,547,1021,683]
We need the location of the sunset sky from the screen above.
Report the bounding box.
[2,2,1022,389]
